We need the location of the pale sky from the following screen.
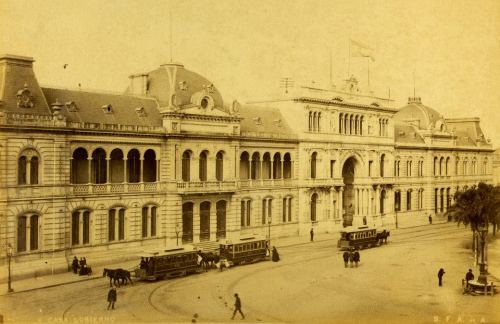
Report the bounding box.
[1,0,499,144]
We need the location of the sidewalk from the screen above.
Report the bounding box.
[0,221,470,296]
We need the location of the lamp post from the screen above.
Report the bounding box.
[477,225,488,284]
[7,243,14,293]
[175,223,181,246]
[268,216,272,250]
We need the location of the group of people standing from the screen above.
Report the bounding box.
[342,248,360,268]
[71,256,92,276]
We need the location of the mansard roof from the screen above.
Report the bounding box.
[395,97,445,131]
[394,122,425,144]
[42,87,162,126]
[239,105,296,138]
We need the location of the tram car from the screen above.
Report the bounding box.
[337,226,390,250]
[219,236,269,267]
[134,245,199,280]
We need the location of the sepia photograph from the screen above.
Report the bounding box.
[0,1,499,323]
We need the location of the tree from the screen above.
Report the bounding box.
[446,182,500,283]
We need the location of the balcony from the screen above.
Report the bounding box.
[176,181,238,194]
[70,182,159,195]
[238,178,297,189]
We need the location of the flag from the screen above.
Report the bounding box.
[350,39,375,62]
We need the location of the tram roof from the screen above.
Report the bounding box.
[219,236,268,245]
[139,245,197,257]
[340,226,378,233]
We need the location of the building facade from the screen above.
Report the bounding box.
[0,55,494,279]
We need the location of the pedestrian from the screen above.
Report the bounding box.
[437,268,445,286]
[428,214,433,225]
[310,228,314,242]
[140,257,146,269]
[342,251,349,268]
[353,250,360,267]
[272,246,280,262]
[465,269,474,287]
[107,286,117,310]
[72,256,79,274]
[349,249,354,268]
[231,293,245,320]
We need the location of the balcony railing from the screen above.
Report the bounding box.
[176,181,238,193]
[237,178,296,188]
[70,182,158,195]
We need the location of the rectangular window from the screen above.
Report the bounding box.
[268,199,272,223]
[246,200,251,226]
[262,200,267,225]
[83,211,90,244]
[151,206,157,237]
[118,209,125,240]
[30,216,38,250]
[288,198,292,222]
[142,207,148,238]
[282,198,287,222]
[108,209,115,242]
[330,160,336,178]
[369,161,373,177]
[241,201,246,227]
[72,212,80,245]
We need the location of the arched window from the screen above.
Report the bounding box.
[199,151,208,181]
[239,152,250,180]
[379,154,385,177]
[216,200,227,239]
[240,199,251,227]
[72,148,89,184]
[394,191,401,211]
[108,207,126,242]
[439,157,444,176]
[406,190,412,210]
[317,112,321,132]
[445,157,450,176]
[310,193,318,221]
[262,198,273,224]
[262,153,271,179]
[17,213,39,252]
[91,148,107,184]
[282,196,293,222]
[72,209,91,246]
[109,149,124,183]
[311,152,317,179]
[360,116,364,135]
[127,149,141,183]
[200,201,211,241]
[18,149,41,185]
[273,153,281,179]
[312,112,317,132]
[354,115,359,134]
[339,113,343,134]
[182,150,191,181]
[380,190,386,214]
[251,153,260,179]
[283,153,292,179]
[216,151,224,181]
[434,157,438,176]
[349,115,354,135]
[308,111,313,132]
[143,149,157,182]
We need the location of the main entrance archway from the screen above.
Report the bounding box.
[342,157,356,226]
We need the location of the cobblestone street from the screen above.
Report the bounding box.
[0,224,498,324]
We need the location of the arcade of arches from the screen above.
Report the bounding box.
[181,199,228,244]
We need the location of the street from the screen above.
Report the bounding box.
[1,224,498,324]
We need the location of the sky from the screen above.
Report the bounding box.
[1,0,499,144]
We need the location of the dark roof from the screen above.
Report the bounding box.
[42,88,162,126]
[394,122,425,144]
[239,105,295,137]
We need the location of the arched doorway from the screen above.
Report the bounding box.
[342,157,356,226]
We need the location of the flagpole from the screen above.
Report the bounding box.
[347,39,351,78]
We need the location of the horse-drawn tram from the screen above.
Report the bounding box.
[337,226,390,250]
[134,246,199,280]
[219,236,269,266]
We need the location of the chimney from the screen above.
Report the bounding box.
[128,73,149,96]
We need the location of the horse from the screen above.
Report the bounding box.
[197,251,220,270]
[377,230,390,245]
[103,268,133,287]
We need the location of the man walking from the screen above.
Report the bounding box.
[465,269,474,289]
[310,228,314,242]
[353,250,360,267]
[231,293,245,320]
[107,286,117,310]
[437,268,445,287]
[428,214,433,225]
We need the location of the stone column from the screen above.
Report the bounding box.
[106,157,111,183]
[338,187,344,220]
[147,206,151,237]
[87,157,92,184]
[26,160,31,185]
[329,189,334,219]
[368,188,373,216]
[139,158,144,183]
[26,216,32,251]
[280,159,284,179]
[123,158,127,183]
[354,188,359,215]
[156,159,160,182]
[374,186,379,215]
[115,208,120,241]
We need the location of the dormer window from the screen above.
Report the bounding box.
[135,107,147,117]
[371,102,380,107]
[102,104,113,114]
[332,96,343,102]
[253,117,262,125]
[179,81,188,91]
[65,101,78,112]
[201,97,209,109]
[16,83,34,108]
